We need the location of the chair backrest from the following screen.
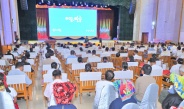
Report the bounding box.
[140,83,159,109]
[156,61,162,67]
[121,103,140,109]
[88,57,101,62]
[0,60,6,65]
[0,91,15,109]
[43,64,51,71]
[72,63,86,70]
[96,50,103,54]
[6,75,26,84]
[97,62,114,69]
[148,51,157,54]
[98,84,117,109]
[120,53,128,57]
[100,53,111,57]
[30,52,37,58]
[27,59,34,65]
[67,58,78,64]
[150,68,163,76]
[127,62,138,67]
[82,54,92,58]
[3,55,13,59]
[80,72,101,81]
[43,73,68,83]
[11,65,31,72]
[114,71,133,80]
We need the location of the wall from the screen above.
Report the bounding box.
[17,0,37,40]
[156,0,183,43]
[133,0,184,43]
[133,0,158,42]
[180,0,184,42]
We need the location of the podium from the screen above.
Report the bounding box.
[45,40,56,49]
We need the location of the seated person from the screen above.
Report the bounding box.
[116,53,120,57]
[0,52,11,66]
[25,52,31,59]
[170,58,183,75]
[152,54,159,61]
[148,44,155,51]
[111,47,115,51]
[21,56,34,72]
[30,47,35,52]
[109,79,137,109]
[128,56,135,62]
[43,53,55,65]
[8,62,32,85]
[44,70,76,107]
[87,50,91,54]
[102,57,108,63]
[5,50,15,60]
[78,57,83,63]
[12,48,19,56]
[135,64,156,102]
[85,63,92,72]
[94,70,115,108]
[160,48,171,57]
[122,62,129,71]
[119,47,127,53]
[47,62,58,75]
[0,73,18,109]
[66,50,77,64]
[150,58,163,76]
[133,50,142,60]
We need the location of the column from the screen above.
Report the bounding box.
[179,0,184,42]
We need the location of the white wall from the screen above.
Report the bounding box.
[180,0,184,42]
[156,0,183,43]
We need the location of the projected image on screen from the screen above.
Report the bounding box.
[49,8,97,37]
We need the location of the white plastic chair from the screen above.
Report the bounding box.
[114,71,133,80]
[97,84,117,109]
[43,73,68,83]
[127,62,138,67]
[0,91,15,109]
[122,103,140,109]
[97,62,114,69]
[139,83,159,109]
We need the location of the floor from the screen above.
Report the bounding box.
[17,55,162,109]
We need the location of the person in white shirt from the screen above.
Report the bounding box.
[175,46,182,58]
[133,50,142,60]
[93,70,116,109]
[87,50,100,62]
[150,58,163,76]
[44,70,63,103]
[160,48,171,57]
[170,58,183,75]
[47,62,57,75]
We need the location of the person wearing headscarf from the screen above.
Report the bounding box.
[109,79,137,109]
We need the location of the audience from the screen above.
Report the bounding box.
[8,62,32,85]
[94,70,115,108]
[135,64,156,102]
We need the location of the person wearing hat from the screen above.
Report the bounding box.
[109,79,137,109]
[134,64,156,102]
[170,58,183,75]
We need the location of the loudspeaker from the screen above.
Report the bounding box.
[129,0,136,15]
[20,0,28,10]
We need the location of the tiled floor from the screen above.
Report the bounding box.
[17,56,162,109]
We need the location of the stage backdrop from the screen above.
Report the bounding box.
[36,7,114,40]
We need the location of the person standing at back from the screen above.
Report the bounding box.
[135,64,156,102]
